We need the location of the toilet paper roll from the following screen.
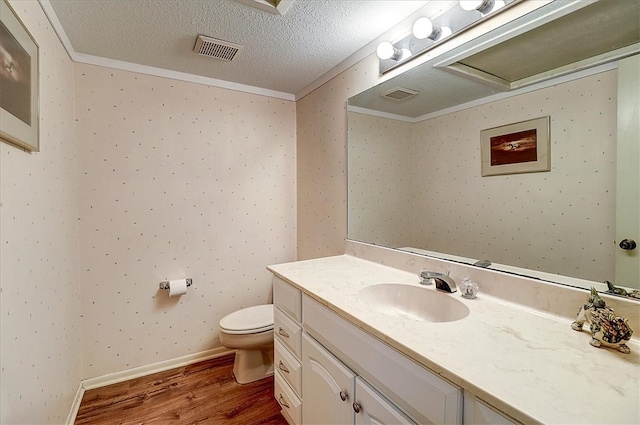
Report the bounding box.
[168,278,188,297]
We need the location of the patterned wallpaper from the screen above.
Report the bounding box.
[74,64,297,378]
[348,71,617,282]
[348,113,414,247]
[2,3,297,419]
[296,54,380,260]
[0,1,81,423]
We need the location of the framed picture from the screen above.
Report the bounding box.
[480,116,549,177]
[0,0,39,152]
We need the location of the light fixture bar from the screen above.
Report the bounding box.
[378,0,517,74]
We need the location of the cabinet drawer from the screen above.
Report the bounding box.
[273,276,302,322]
[275,339,302,397]
[275,307,302,358]
[275,370,302,425]
[304,295,462,425]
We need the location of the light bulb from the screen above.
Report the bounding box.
[399,48,412,61]
[413,17,452,42]
[412,17,435,40]
[376,41,397,60]
[460,0,504,15]
[460,0,483,11]
[440,27,453,39]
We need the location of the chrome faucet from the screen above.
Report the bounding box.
[419,270,457,293]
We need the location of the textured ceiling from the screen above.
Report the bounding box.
[45,0,432,96]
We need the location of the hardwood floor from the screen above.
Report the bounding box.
[75,354,288,425]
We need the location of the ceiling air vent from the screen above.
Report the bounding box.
[193,35,243,61]
[382,87,419,101]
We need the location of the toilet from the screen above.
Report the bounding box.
[219,304,274,384]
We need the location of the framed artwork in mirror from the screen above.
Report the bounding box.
[0,0,39,152]
[481,116,549,177]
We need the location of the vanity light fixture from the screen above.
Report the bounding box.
[459,0,505,16]
[412,17,452,41]
[376,41,412,61]
[378,0,515,74]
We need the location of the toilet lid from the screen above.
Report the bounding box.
[220,304,274,334]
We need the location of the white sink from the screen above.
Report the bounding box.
[358,284,470,323]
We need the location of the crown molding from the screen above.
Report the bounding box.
[38,0,295,101]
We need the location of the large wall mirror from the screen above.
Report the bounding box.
[347,0,640,291]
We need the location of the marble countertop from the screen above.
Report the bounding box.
[268,254,640,425]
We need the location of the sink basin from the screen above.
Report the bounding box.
[358,284,470,323]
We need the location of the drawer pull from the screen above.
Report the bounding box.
[339,390,348,401]
[278,361,290,373]
[278,327,290,338]
[353,401,362,413]
[278,394,290,409]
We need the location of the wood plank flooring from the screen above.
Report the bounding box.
[75,354,288,425]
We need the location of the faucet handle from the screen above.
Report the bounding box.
[460,277,479,299]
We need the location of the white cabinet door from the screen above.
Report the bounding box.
[354,377,417,425]
[302,333,356,425]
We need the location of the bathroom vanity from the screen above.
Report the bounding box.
[269,243,639,425]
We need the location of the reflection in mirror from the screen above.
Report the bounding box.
[347,0,640,291]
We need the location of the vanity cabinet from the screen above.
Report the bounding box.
[273,277,303,425]
[302,294,462,424]
[272,274,523,425]
[303,333,418,425]
[273,274,463,424]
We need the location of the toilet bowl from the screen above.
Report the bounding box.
[219,304,274,384]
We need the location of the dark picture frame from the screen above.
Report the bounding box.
[0,0,39,152]
[481,116,550,176]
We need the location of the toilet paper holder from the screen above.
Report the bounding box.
[159,278,193,290]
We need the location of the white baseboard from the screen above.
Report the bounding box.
[66,347,234,423]
[82,347,233,390]
[65,383,85,425]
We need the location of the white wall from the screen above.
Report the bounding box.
[0,1,81,423]
[74,64,297,378]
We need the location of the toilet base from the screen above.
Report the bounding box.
[232,347,274,384]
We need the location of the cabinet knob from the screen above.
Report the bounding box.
[339,390,348,401]
[278,327,290,338]
[619,239,637,250]
[353,401,361,413]
[278,361,290,373]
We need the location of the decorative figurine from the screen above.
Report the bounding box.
[571,287,633,354]
[605,280,640,300]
